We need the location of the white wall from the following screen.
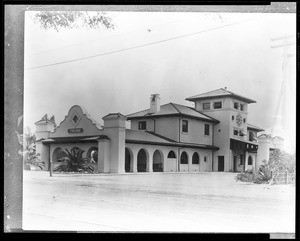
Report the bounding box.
[179,118,213,145]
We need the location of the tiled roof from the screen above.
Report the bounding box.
[247,123,264,132]
[125,129,219,150]
[126,102,219,123]
[186,88,256,103]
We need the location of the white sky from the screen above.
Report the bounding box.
[24,11,296,152]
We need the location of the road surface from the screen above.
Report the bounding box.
[23,171,295,233]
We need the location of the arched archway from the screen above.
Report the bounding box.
[86,146,98,163]
[137,149,148,172]
[52,147,66,170]
[52,147,66,162]
[248,156,253,165]
[125,147,133,172]
[153,150,164,172]
[192,152,200,164]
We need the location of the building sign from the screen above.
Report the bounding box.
[68,128,83,134]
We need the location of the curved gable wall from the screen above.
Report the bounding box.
[50,105,102,138]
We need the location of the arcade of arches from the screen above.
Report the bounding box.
[50,144,211,173]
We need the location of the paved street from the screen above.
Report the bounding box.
[23,171,295,233]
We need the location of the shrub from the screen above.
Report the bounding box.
[54,148,94,173]
[235,171,254,183]
[236,165,272,184]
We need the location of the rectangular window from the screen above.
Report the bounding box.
[182,120,188,133]
[234,102,239,110]
[233,129,239,136]
[213,101,222,109]
[138,121,146,130]
[204,124,210,135]
[240,104,244,111]
[203,102,210,110]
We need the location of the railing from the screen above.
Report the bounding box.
[270,170,289,185]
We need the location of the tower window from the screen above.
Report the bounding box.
[240,104,244,111]
[234,102,239,109]
[213,102,222,109]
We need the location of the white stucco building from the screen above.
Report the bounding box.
[35,88,278,174]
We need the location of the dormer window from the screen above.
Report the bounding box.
[203,102,210,110]
[213,102,222,109]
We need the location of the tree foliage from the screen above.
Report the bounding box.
[31,11,114,32]
[22,126,45,170]
[54,148,94,173]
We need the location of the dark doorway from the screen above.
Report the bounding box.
[218,156,224,171]
[125,148,132,172]
[137,149,147,172]
[153,150,163,172]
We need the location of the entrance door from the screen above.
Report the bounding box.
[218,156,224,171]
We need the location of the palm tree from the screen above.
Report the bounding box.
[54,148,94,173]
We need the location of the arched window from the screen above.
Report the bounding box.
[248,156,253,165]
[180,151,188,164]
[192,152,199,164]
[87,147,98,163]
[167,150,176,158]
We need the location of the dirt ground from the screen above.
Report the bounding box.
[22,171,295,233]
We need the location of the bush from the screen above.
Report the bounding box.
[235,171,254,183]
[236,165,272,184]
[54,148,94,173]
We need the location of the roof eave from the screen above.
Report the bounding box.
[186,95,256,104]
[247,126,265,132]
[126,113,219,123]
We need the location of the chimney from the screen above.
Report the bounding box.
[149,94,160,114]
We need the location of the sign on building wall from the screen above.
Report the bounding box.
[68,128,84,134]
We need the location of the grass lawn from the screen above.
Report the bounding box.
[23,171,295,233]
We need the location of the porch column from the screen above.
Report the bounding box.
[244,151,249,171]
[188,152,192,172]
[132,150,137,173]
[148,151,153,172]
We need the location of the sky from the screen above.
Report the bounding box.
[24,10,296,152]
